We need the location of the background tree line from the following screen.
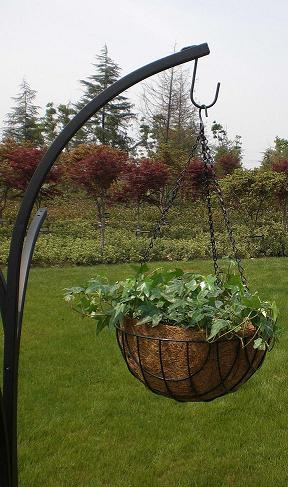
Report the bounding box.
[1,44,288,262]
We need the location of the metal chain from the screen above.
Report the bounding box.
[140,136,201,263]
[199,134,221,283]
[199,116,248,287]
[140,110,248,289]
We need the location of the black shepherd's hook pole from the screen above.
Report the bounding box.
[0,43,211,486]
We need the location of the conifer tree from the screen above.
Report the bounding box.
[41,102,84,148]
[41,102,58,145]
[3,79,43,146]
[76,45,134,150]
[57,103,75,131]
[56,103,78,150]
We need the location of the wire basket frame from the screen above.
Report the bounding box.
[116,318,267,402]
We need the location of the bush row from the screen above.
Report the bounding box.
[0,222,287,265]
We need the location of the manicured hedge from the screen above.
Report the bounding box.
[1,197,288,265]
[1,222,287,265]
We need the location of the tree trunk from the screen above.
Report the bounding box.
[101,109,106,144]
[165,69,174,143]
[0,188,9,224]
[96,195,106,258]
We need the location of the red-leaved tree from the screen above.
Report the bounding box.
[113,158,171,231]
[272,159,288,174]
[215,152,242,178]
[6,146,62,208]
[181,158,211,201]
[0,139,19,221]
[67,144,128,253]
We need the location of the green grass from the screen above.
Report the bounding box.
[6,259,288,486]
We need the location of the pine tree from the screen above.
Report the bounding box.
[41,102,85,149]
[57,103,75,133]
[41,102,58,145]
[56,103,78,150]
[3,79,43,146]
[76,45,134,150]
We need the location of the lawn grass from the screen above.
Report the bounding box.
[4,258,288,486]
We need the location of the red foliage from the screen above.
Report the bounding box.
[5,147,61,197]
[182,158,209,199]
[272,159,288,174]
[114,158,171,204]
[67,145,128,196]
[215,153,241,178]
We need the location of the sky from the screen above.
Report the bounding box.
[1,0,288,168]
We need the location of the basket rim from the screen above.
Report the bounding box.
[116,317,256,344]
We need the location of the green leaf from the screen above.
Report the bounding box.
[208,319,230,340]
[185,279,198,292]
[253,337,266,350]
[64,286,85,295]
[152,314,163,326]
[137,316,153,325]
[95,316,110,335]
[242,294,261,309]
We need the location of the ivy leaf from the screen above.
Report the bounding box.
[64,293,75,303]
[95,316,110,335]
[208,319,230,340]
[138,302,159,316]
[137,282,151,297]
[253,337,266,350]
[185,279,198,292]
[152,314,163,326]
[187,309,205,325]
[64,286,85,295]
[224,274,245,294]
[242,294,261,309]
[113,303,126,322]
[137,316,153,325]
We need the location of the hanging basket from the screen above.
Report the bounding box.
[116,317,268,402]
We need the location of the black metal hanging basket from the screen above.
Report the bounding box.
[116,318,267,402]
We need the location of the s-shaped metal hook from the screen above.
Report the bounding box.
[190,58,220,118]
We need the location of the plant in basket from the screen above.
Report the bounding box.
[64,261,279,402]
